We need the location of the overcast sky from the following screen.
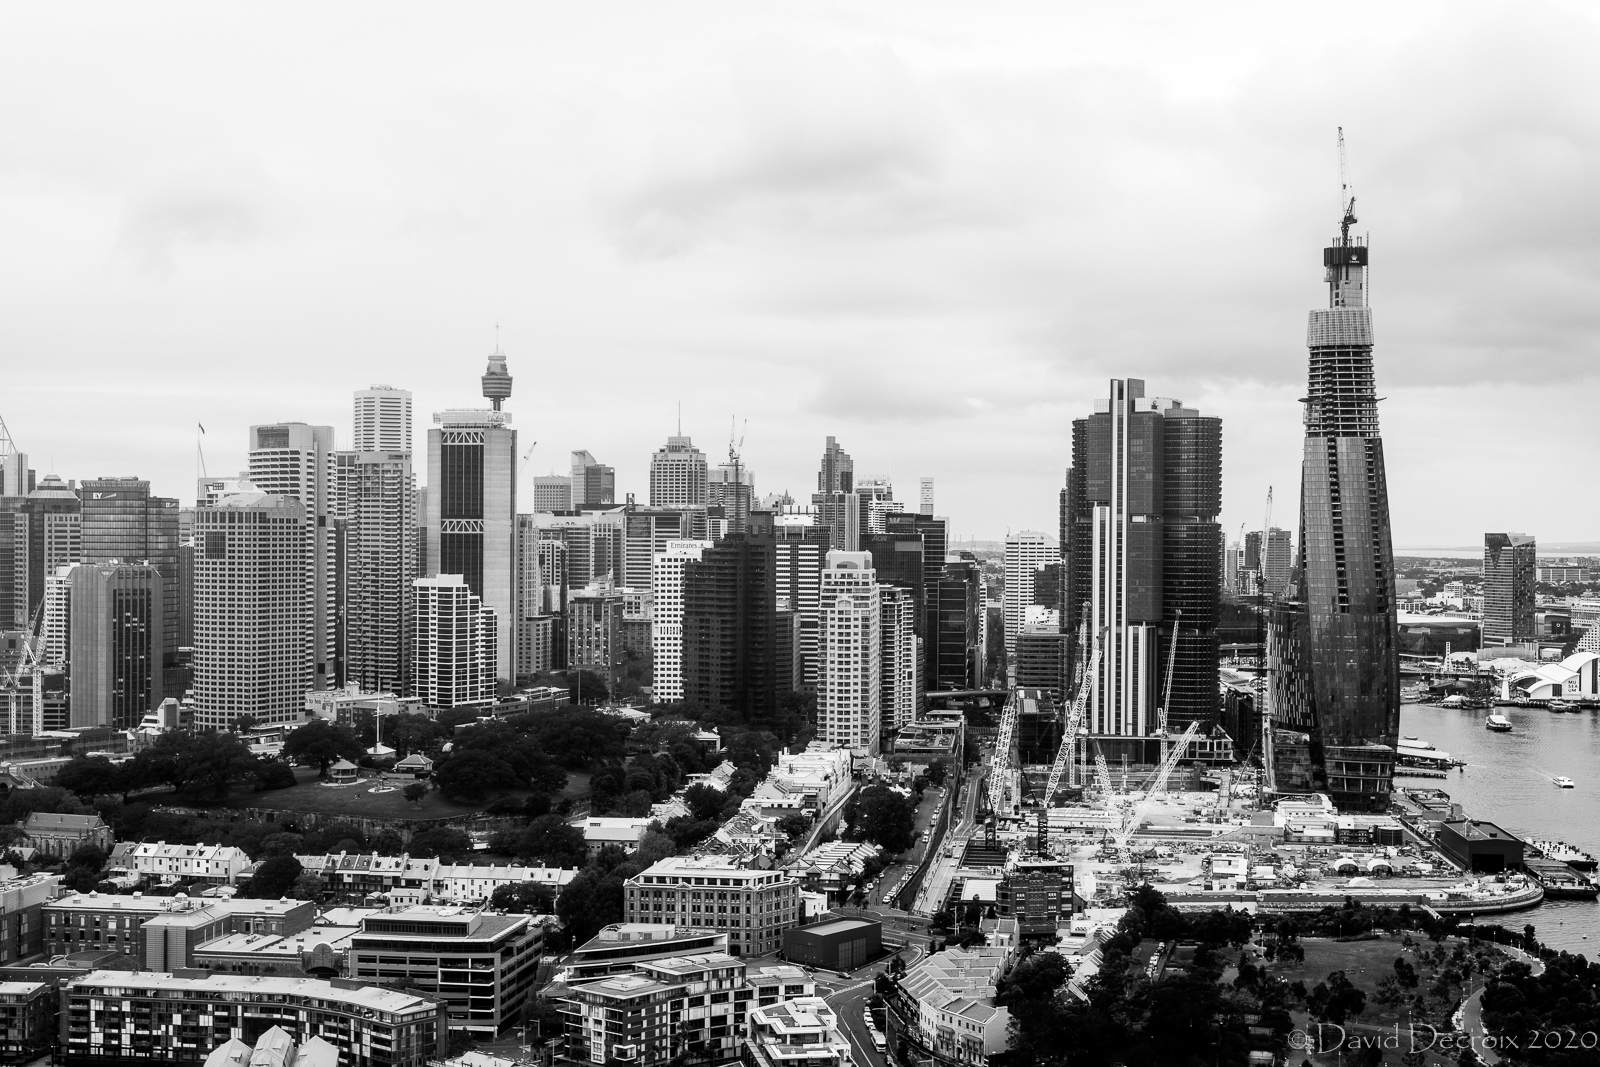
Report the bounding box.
[3,2,1597,547]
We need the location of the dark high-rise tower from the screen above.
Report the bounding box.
[1270,195,1400,811]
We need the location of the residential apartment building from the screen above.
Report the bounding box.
[0,874,60,965]
[745,997,852,1067]
[1483,533,1537,647]
[559,952,752,1067]
[191,492,308,727]
[58,970,445,1067]
[247,423,339,690]
[816,551,881,755]
[347,449,416,696]
[652,540,712,703]
[880,585,918,731]
[1001,532,1050,657]
[353,386,413,453]
[412,574,497,710]
[349,905,542,1035]
[0,981,51,1062]
[43,894,312,962]
[623,857,801,957]
[774,524,831,691]
[888,947,1015,1067]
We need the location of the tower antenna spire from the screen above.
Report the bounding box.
[1338,127,1358,246]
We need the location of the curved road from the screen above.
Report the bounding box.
[1459,946,1545,1066]
[815,922,927,1067]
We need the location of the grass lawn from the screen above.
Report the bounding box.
[207,766,501,822]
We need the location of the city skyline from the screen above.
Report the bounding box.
[5,5,1600,545]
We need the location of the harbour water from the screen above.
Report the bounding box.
[1400,700,1600,955]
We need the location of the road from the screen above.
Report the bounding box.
[814,922,928,1067]
[1458,946,1545,1066]
[910,764,988,915]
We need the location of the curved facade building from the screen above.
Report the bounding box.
[1270,210,1401,811]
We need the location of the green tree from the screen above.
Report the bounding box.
[255,760,298,790]
[490,881,557,914]
[406,828,475,860]
[53,756,127,801]
[282,720,365,777]
[496,815,588,869]
[1308,970,1368,1029]
[847,784,917,853]
[247,856,304,899]
[403,782,428,807]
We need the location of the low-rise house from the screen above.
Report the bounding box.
[19,813,113,859]
[783,841,880,901]
[577,816,653,857]
[745,996,851,1067]
[202,1024,340,1067]
[109,841,251,885]
[432,862,578,902]
[296,853,440,900]
[394,753,434,776]
[889,946,1015,1067]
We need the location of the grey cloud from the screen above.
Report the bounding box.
[116,151,275,272]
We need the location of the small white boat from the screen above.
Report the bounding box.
[1485,714,1513,732]
[1550,700,1576,712]
[1556,776,1577,789]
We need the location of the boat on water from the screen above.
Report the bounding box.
[1528,839,1600,871]
[1525,860,1600,900]
[1555,776,1577,789]
[1550,700,1577,712]
[1485,714,1514,732]
[1397,739,1459,770]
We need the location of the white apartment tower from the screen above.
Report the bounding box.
[918,477,935,517]
[353,386,413,453]
[649,435,708,507]
[651,539,712,703]
[42,564,75,667]
[247,422,337,689]
[347,450,416,695]
[192,492,309,727]
[880,585,919,731]
[817,550,881,755]
[413,574,497,709]
[1002,531,1051,656]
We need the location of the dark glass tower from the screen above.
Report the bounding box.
[1270,206,1400,811]
[682,513,778,720]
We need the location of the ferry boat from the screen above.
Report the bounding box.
[1524,860,1599,900]
[1396,738,1460,770]
[1485,714,1514,732]
[1555,776,1577,789]
[1550,700,1578,712]
[1528,839,1599,871]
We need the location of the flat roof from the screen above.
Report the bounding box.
[790,918,878,937]
[64,970,438,1014]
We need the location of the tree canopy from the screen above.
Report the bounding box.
[282,720,365,776]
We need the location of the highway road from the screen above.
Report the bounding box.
[911,763,989,915]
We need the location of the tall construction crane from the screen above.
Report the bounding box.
[1338,126,1358,245]
[1,603,46,737]
[1157,609,1181,764]
[1042,625,1104,805]
[1257,485,1277,796]
[986,689,1022,817]
[1114,721,1201,850]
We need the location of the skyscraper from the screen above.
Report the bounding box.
[80,477,180,700]
[70,562,163,729]
[248,423,338,689]
[1002,531,1050,656]
[353,385,414,453]
[192,492,308,727]
[347,450,417,695]
[1269,202,1400,812]
[1062,381,1222,745]
[880,585,918,731]
[570,451,616,510]
[918,478,935,517]
[651,539,713,703]
[1263,528,1293,597]
[532,475,573,512]
[426,353,519,683]
[817,550,881,754]
[707,457,754,535]
[812,436,856,551]
[774,524,832,690]
[413,573,497,710]
[649,436,708,507]
[935,557,982,691]
[682,516,777,719]
[1482,533,1536,647]
[13,475,80,627]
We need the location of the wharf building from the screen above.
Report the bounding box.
[1269,206,1401,812]
[1482,533,1536,647]
[192,493,308,728]
[80,476,181,699]
[1062,379,1223,765]
[349,905,542,1035]
[622,856,802,957]
[57,970,445,1067]
[425,352,518,682]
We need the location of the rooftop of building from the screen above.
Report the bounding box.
[1443,819,1523,843]
[0,982,46,995]
[632,855,785,876]
[64,970,440,1014]
[791,918,878,937]
[48,893,305,915]
[636,951,744,978]
[21,812,107,831]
